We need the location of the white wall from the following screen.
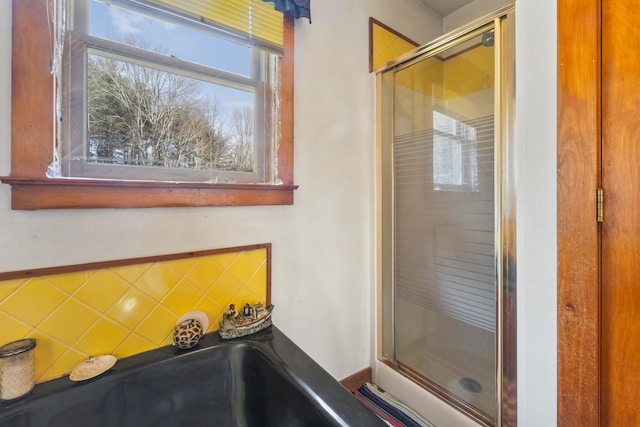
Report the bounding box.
[514,0,557,425]
[289,0,440,376]
[444,0,514,33]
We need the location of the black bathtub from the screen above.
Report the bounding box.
[0,327,385,426]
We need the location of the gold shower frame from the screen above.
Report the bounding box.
[375,4,516,426]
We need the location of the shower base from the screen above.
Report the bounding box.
[398,338,495,417]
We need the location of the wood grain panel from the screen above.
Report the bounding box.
[557,0,601,425]
[340,367,372,392]
[2,178,295,209]
[11,0,54,177]
[0,243,272,282]
[601,0,640,423]
[277,12,295,186]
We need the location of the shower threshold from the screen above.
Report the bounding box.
[397,338,495,418]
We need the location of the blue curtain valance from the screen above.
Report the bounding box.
[263,0,311,22]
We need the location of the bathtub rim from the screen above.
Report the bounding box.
[0,326,385,426]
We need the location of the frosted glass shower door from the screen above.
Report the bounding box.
[391,27,497,419]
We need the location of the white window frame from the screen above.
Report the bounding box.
[60,0,279,184]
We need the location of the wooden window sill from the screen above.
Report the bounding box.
[0,176,297,209]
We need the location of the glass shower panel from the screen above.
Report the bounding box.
[392,29,496,419]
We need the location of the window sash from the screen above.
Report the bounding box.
[80,33,260,90]
[60,1,278,184]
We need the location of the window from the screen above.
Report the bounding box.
[2,0,296,209]
[432,111,480,191]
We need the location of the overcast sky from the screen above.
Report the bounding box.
[89,0,254,122]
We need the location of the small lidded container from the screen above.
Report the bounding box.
[0,338,36,401]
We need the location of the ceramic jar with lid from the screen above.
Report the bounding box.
[0,338,36,400]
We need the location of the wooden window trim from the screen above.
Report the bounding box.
[1,0,297,209]
[0,242,271,286]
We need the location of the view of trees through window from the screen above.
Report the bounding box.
[59,0,272,182]
[87,54,255,173]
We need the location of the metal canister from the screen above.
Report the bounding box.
[0,338,36,400]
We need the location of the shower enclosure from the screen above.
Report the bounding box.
[377,6,515,426]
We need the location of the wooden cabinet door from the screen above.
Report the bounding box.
[601,0,640,423]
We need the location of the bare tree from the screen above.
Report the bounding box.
[228,106,254,172]
[87,54,230,171]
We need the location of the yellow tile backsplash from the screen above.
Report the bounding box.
[0,246,269,383]
[371,19,418,71]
